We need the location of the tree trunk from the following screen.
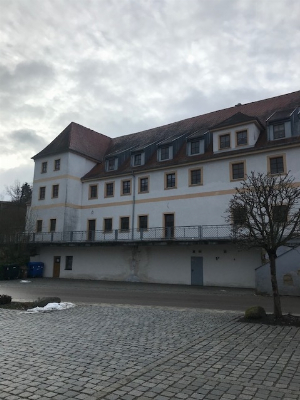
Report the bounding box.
[268,252,282,318]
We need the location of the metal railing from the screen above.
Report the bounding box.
[0,225,234,244]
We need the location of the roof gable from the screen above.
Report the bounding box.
[33,122,111,162]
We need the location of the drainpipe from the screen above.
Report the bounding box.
[131,171,136,240]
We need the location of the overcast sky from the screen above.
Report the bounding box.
[0,0,299,199]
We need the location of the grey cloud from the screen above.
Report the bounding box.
[9,129,46,150]
[0,163,34,199]
[0,61,55,95]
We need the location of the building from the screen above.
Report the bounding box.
[28,90,300,289]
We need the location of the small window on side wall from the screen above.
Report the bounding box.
[36,220,43,233]
[50,219,56,232]
[120,217,129,231]
[52,184,59,198]
[104,218,112,232]
[139,215,148,230]
[105,182,114,197]
[39,187,46,200]
[41,162,47,173]
[89,185,98,199]
[54,159,60,171]
[268,155,285,175]
[230,162,245,181]
[65,256,73,270]
[232,207,247,226]
[189,169,202,186]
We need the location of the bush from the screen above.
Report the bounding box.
[0,295,12,305]
[245,306,266,319]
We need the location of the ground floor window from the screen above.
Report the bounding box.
[65,256,73,270]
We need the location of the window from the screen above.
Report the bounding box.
[232,207,247,226]
[89,185,98,199]
[219,134,230,149]
[272,205,288,223]
[231,162,245,180]
[88,219,96,240]
[139,215,148,230]
[190,169,202,186]
[65,256,73,270]
[50,219,56,232]
[41,162,47,173]
[268,155,285,175]
[134,153,141,166]
[191,140,200,155]
[120,217,129,231]
[105,182,114,197]
[122,180,131,195]
[236,130,248,146]
[273,124,285,140]
[39,187,46,200]
[104,218,112,232]
[54,159,60,171]
[139,177,149,193]
[52,185,59,198]
[160,146,170,160]
[165,172,176,189]
[36,220,43,233]
[107,158,116,171]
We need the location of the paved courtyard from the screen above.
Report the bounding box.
[0,304,299,400]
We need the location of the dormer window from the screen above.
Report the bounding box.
[161,146,170,160]
[105,158,118,171]
[236,130,248,146]
[134,153,141,166]
[219,134,230,149]
[191,140,200,155]
[131,152,145,167]
[273,124,285,139]
[158,145,173,161]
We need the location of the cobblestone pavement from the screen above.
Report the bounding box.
[0,304,299,400]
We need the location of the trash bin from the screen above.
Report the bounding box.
[0,265,6,280]
[27,262,44,278]
[20,266,28,279]
[2,265,20,280]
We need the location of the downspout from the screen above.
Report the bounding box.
[131,170,136,240]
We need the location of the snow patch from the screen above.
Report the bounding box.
[26,302,75,313]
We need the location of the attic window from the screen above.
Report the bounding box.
[106,158,117,171]
[191,140,200,155]
[134,153,141,166]
[161,146,170,160]
[273,124,285,139]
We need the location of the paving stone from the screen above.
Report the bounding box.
[0,304,299,400]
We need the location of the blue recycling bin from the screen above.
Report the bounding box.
[27,262,44,278]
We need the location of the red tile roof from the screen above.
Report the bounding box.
[82,90,300,180]
[32,122,111,162]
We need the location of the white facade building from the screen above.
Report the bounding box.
[28,91,300,289]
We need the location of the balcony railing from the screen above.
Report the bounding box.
[0,225,234,245]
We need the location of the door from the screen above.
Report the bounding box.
[191,257,203,285]
[164,214,174,238]
[88,219,96,241]
[53,256,61,278]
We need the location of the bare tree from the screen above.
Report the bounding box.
[6,181,32,203]
[226,172,300,318]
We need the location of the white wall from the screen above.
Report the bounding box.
[32,243,260,288]
[212,122,260,153]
